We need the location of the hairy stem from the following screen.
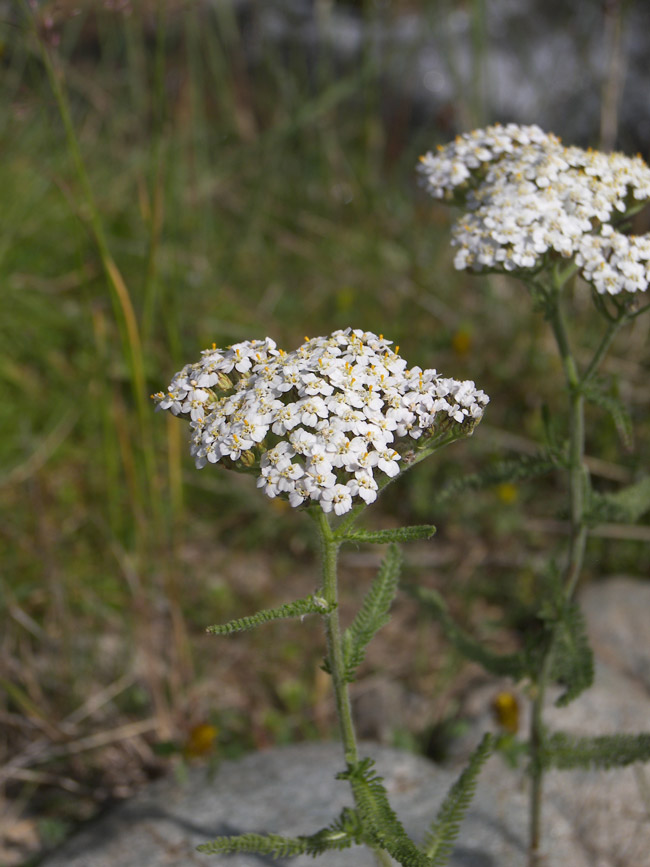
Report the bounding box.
[582,312,628,384]
[315,511,393,867]
[529,289,632,862]
[528,283,588,866]
[317,510,358,765]
[525,275,632,863]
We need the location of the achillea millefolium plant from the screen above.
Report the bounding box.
[155,328,493,866]
[418,124,650,866]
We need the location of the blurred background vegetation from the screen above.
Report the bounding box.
[1,1,649,863]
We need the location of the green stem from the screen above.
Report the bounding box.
[582,312,628,384]
[314,510,393,867]
[528,283,588,866]
[316,510,358,765]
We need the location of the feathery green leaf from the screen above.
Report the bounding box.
[548,601,594,707]
[581,377,633,450]
[197,808,364,858]
[336,525,436,544]
[423,734,493,865]
[343,544,402,683]
[339,758,432,866]
[541,731,650,770]
[206,594,334,635]
[429,451,563,510]
[405,585,527,679]
[587,476,650,526]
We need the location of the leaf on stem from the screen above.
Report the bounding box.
[197,807,364,858]
[548,601,594,707]
[406,585,527,680]
[337,525,436,544]
[338,758,432,866]
[429,451,562,510]
[422,734,493,865]
[342,544,402,683]
[587,476,650,526]
[580,377,633,450]
[206,595,335,635]
[541,731,650,771]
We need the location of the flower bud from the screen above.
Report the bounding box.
[217,372,233,391]
[239,449,257,468]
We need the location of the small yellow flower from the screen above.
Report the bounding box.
[493,691,519,733]
[184,724,218,759]
[496,482,518,504]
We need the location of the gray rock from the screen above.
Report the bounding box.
[39,576,650,867]
[40,741,595,867]
[581,577,650,694]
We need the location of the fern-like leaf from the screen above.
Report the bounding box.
[587,476,650,526]
[206,594,334,635]
[430,451,562,510]
[337,525,436,545]
[548,601,594,707]
[405,585,527,680]
[581,377,633,450]
[343,544,402,683]
[423,734,493,865]
[339,758,432,866]
[197,807,365,858]
[541,731,650,770]
[197,832,314,858]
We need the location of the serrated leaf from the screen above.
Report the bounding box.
[197,808,364,858]
[198,832,313,858]
[339,758,432,866]
[406,585,527,680]
[541,731,650,771]
[343,544,402,682]
[581,378,633,450]
[337,525,436,544]
[423,734,493,865]
[549,601,594,707]
[430,451,562,510]
[587,476,650,526]
[206,594,334,635]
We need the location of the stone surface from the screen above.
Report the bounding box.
[39,742,588,867]
[39,577,650,867]
[580,577,650,694]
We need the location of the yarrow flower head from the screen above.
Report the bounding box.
[418,123,650,295]
[153,329,489,515]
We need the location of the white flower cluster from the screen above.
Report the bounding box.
[153,329,489,515]
[418,124,650,294]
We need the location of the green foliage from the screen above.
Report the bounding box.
[337,525,436,545]
[197,807,364,858]
[546,601,594,707]
[339,758,432,866]
[580,377,633,450]
[406,585,527,680]
[422,734,493,865]
[206,595,334,635]
[541,731,650,771]
[429,451,563,510]
[342,544,402,683]
[587,476,650,526]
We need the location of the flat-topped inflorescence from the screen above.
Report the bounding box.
[418,124,650,294]
[153,329,489,515]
